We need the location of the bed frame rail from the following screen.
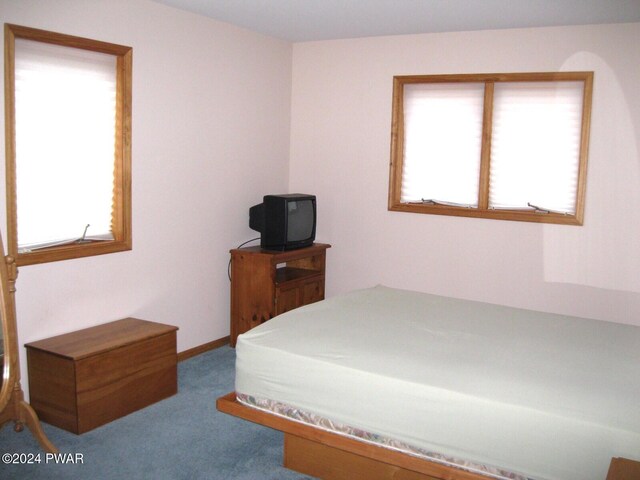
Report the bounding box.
[217,392,640,480]
[606,457,640,480]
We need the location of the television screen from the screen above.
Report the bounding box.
[249,194,316,250]
[286,199,315,242]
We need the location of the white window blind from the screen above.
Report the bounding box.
[401,83,485,206]
[14,38,117,251]
[489,81,584,214]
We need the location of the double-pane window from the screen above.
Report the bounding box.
[389,72,593,225]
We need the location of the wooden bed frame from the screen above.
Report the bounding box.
[217,392,640,480]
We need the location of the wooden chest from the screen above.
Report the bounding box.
[25,318,178,434]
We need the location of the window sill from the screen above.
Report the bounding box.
[388,202,583,226]
[15,239,132,266]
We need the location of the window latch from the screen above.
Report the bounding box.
[421,199,475,209]
[527,203,569,215]
[76,224,91,244]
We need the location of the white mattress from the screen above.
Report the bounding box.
[235,286,640,480]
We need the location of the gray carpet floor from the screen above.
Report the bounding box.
[0,346,315,479]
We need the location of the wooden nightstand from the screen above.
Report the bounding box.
[229,243,330,346]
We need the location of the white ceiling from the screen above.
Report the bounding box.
[151,0,640,42]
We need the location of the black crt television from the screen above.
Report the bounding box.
[249,194,316,251]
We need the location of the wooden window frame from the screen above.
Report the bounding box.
[4,24,132,266]
[388,72,593,225]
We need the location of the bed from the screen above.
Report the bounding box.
[217,285,640,480]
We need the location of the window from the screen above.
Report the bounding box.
[4,24,132,265]
[388,72,593,225]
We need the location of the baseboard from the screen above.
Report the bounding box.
[177,336,230,362]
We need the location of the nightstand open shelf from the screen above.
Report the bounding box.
[276,266,320,283]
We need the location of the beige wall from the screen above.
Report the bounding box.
[290,23,640,326]
[0,0,292,397]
